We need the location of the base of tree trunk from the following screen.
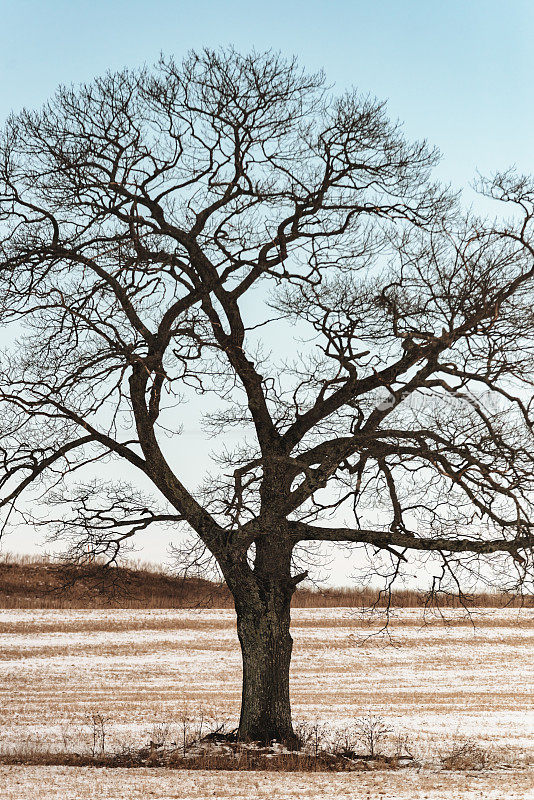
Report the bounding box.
[235,578,297,746]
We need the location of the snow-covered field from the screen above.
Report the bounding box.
[1,607,533,798]
[2,765,534,800]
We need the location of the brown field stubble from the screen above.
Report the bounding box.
[0,608,532,764]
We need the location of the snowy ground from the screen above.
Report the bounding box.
[2,765,534,800]
[0,607,533,797]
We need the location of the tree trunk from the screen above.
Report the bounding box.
[231,540,298,746]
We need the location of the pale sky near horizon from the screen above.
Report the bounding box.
[0,1,532,583]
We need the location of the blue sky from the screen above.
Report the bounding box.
[1,0,532,578]
[1,0,532,194]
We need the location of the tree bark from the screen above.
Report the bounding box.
[231,539,298,746]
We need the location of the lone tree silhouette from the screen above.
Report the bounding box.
[0,49,533,744]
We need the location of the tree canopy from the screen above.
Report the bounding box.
[1,47,533,742]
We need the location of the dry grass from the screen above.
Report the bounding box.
[1,554,531,609]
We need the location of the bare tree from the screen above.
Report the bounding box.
[0,48,533,744]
